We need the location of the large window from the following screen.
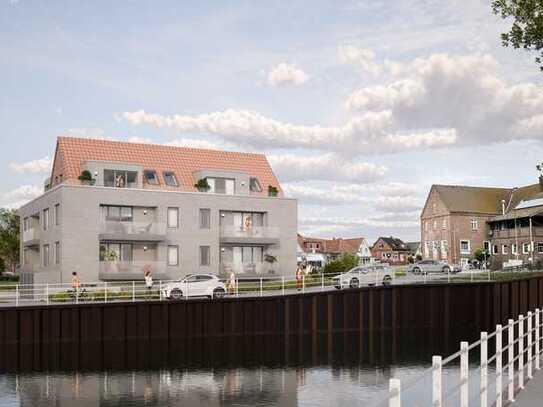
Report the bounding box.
[538,242,543,254]
[471,219,478,231]
[249,177,262,192]
[502,244,508,254]
[102,206,133,222]
[54,204,60,226]
[442,218,447,230]
[220,211,264,230]
[144,170,159,185]
[200,246,210,266]
[168,245,179,266]
[104,170,137,188]
[163,171,178,187]
[42,244,49,266]
[200,208,211,229]
[207,177,235,195]
[523,243,531,254]
[460,240,470,254]
[222,246,264,263]
[54,241,60,264]
[99,243,133,261]
[167,207,179,228]
[42,208,49,231]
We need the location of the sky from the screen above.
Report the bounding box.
[1,0,543,243]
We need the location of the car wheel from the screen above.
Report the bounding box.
[170,288,183,300]
[382,275,392,286]
[213,288,225,299]
[349,278,359,289]
[412,267,421,274]
[442,266,451,273]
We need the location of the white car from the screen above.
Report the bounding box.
[162,274,226,300]
[332,265,393,289]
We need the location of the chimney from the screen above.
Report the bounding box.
[501,199,506,215]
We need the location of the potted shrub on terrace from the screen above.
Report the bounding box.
[78,170,95,185]
[194,178,211,192]
[268,185,278,197]
[265,254,277,275]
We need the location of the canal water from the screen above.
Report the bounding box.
[0,328,495,406]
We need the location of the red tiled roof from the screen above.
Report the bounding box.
[298,233,365,255]
[51,136,283,196]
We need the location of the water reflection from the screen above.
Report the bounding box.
[0,327,481,406]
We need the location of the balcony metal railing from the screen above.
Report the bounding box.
[99,221,167,236]
[219,225,280,239]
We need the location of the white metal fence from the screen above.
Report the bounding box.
[384,309,543,406]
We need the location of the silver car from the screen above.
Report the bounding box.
[162,274,227,300]
[332,265,393,289]
[407,260,456,274]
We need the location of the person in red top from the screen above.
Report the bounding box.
[296,265,304,291]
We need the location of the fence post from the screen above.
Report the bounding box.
[496,324,503,407]
[432,356,442,407]
[388,378,401,407]
[159,280,162,301]
[536,309,541,371]
[46,283,49,305]
[282,276,285,296]
[235,278,238,298]
[104,282,108,303]
[321,273,324,291]
[302,275,305,293]
[481,332,488,407]
[16,284,19,306]
[260,278,263,297]
[132,281,135,302]
[460,341,469,407]
[508,319,515,402]
[528,311,533,379]
[519,314,525,389]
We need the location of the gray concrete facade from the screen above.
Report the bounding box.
[18,183,297,284]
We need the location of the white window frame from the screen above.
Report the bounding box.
[460,240,471,255]
[512,244,518,255]
[433,220,437,230]
[523,242,531,255]
[167,245,179,266]
[167,207,179,229]
[42,244,50,267]
[471,219,478,231]
[538,242,543,254]
[442,218,447,230]
[483,241,490,253]
[199,208,211,229]
[501,244,508,255]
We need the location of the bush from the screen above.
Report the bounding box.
[78,170,93,181]
[0,274,19,282]
[323,253,359,277]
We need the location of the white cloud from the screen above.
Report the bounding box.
[267,63,309,87]
[164,138,239,151]
[122,109,456,155]
[9,157,52,174]
[373,196,422,213]
[338,45,381,75]
[300,215,419,229]
[1,185,42,209]
[268,154,387,183]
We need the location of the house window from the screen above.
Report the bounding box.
[207,177,235,195]
[483,241,490,253]
[433,220,437,230]
[471,219,478,231]
[537,242,543,253]
[200,246,210,266]
[523,243,531,254]
[424,221,428,232]
[104,170,137,188]
[102,206,133,222]
[42,208,49,231]
[144,170,159,185]
[167,207,179,228]
[167,245,179,266]
[460,240,470,255]
[442,218,447,230]
[43,244,50,267]
[512,244,518,255]
[502,244,508,254]
[163,171,178,187]
[493,245,499,255]
[54,204,60,226]
[99,243,133,261]
[54,241,60,264]
[249,177,262,192]
[199,208,210,229]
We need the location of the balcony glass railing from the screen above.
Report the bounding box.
[220,262,276,275]
[22,228,38,242]
[219,225,280,239]
[99,221,166,236]
[99,261,167,279]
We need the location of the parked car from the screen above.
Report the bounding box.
[407,260,459,274]
[162,274,226,300]
[332,265,393,289]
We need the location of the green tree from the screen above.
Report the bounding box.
[323,253,359,276]
[492,0,543,72]
[0,209,20,274]
[474,248,487,263]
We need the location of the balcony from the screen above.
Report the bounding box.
[99,261,169,281]
[99,221,166,242]
[220,262,276,276]
[219,225,280,245]
[22,228,39,247]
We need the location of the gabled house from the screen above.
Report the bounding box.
[297,234,373,267]
[18,136,297,284]
[371,237,410,265]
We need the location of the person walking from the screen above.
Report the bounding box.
[71,271,81,300]
[227,270,236,295]
[144,266,153,299]
[296,265,303,291]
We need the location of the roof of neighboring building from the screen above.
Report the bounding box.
[405,241,421,252]
[432,183,543,215]
[374,237,409,251]
[297,234,366,255]
[50,136,283,197]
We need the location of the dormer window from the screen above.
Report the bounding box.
[249,177,262,192]
[144,170,159,185]
[163,171,178,187]
[207,177,235,195]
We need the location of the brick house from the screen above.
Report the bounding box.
[297,234,373,267]
[371,237,410,265]
[420,182,543,268]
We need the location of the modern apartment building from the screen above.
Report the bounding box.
[18,137,297,284]
[420,181,543,268]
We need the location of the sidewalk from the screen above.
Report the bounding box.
[514,368,543,406]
